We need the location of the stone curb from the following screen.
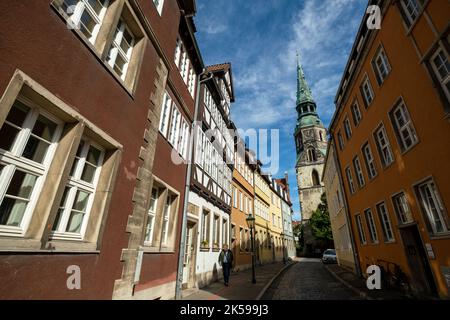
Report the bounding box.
[323,264,373,300]
[255,261,297,300]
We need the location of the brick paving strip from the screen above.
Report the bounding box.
[182,261,296,300]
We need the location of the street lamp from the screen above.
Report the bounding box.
[246,214,257,284]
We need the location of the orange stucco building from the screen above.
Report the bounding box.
[230,138,256,271]
[329,0,450,298]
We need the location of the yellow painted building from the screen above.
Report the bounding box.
[268,178,284,262]
[254,164,272,265]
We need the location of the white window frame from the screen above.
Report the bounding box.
[345,166,356,194]
[430,46,450,103]
[361,76,375,106]
[362,143,377,179]
[222,218,228,246]
[51,139,105,240]
[174,38,182,68]
[159,92,172,137]
[0,99,63,237]
[239,191,243,212]
[400,0,423,27]
[376,202,395,242]
[177,118,190,159]
[107,18,135,81]
[144,187,158,246]
[211,148,218,181]
[168,104,181,147]
[188,68,196,97]
[160,194,172,246]
[195,126,204,168]
[337,130,345,150]
[417,179,449,235]
[63,0,109,45]
[356,214,366,245]
[365,208,378,243]
[392,192,414,224]
[372,46,391,85]
[374,124,394,167]
[390,100,418,152]
[351,100,362,126]
[353,156,365,188]
[213,214,220,246]
[344,116,352,140]
[201,210,209,244]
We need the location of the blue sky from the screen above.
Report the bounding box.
[195,0,367,220]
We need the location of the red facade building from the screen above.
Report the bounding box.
[0,0,201,299]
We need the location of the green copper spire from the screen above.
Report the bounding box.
[294,52,324,133]
[296,53,315,106]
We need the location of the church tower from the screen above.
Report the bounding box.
[294,56,328,221]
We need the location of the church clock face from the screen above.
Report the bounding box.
[304,129,313,140]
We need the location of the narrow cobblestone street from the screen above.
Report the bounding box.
[262,258,362,300]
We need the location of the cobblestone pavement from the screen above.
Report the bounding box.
[182,261,293,300]
[262,258,363,300]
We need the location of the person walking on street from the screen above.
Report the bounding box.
[218,244,233,286]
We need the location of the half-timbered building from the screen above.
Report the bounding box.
[182,63,235,289]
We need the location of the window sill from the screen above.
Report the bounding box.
[381,161,395,171]
[0,237,42,252]
[444,112,450,122]
[429,232,450,240]
[400,140,419,157]
[397,221,417,228]
[375,71,392,89]
[200,247,210,252]
[46,239,99,253]
[0,237,100,253]
[139,245,175,254]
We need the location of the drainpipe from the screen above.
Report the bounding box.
[175,69,213,300]
[331,137,362,277]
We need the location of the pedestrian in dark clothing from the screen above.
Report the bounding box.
[218,244,233,286]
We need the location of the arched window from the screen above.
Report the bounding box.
[307,148,317,162]
[312,170,320,186]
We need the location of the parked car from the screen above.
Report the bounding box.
[322,249,337,264]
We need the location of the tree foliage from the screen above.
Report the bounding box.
[310,193,333,241]
[293,223,304,251]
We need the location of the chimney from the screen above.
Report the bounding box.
[284,171,289,184]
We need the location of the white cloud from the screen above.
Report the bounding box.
[204,23,227,34]
[230,0,363,131]
[196,0,365,214]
